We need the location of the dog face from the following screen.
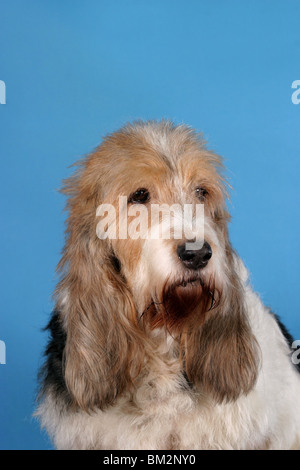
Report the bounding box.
[94,122,230,333]
[57,121,259,411]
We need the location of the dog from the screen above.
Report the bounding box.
[36,120,300,449]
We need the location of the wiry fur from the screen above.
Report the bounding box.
[36,121,300,449]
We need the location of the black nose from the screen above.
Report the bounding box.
[177,241,212,270]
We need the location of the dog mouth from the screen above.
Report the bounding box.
[172,276,203,289]
[140,275,218,332]
[170,277,216,311]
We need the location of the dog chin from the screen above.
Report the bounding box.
[142,275,219,334]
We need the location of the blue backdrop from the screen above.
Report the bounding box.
[0,0,299,450]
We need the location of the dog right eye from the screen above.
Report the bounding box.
[128,188,150,204]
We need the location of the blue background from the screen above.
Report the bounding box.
[0,0,299,450]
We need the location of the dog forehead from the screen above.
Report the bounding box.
[102,158,205,202]
[92,121,224,201]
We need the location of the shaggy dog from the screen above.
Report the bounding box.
[36,121,300,449]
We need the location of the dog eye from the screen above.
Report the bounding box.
[128,188,150,204]
[195,187,208,201]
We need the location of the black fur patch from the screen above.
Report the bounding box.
[272,312,300,374]
[38,311,72,404]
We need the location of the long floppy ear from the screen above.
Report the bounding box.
[182,241,260,403]
[55,161,146,412]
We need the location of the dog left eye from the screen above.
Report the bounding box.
[128,188,150,204]
[195,187,208,201]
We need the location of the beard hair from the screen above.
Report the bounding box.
[141,275,221,335]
